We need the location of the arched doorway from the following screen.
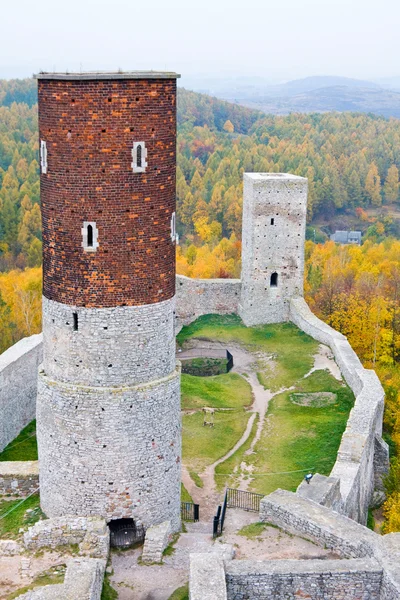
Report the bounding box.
[108,518,145,548]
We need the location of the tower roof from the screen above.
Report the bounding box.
[35,70,181,80]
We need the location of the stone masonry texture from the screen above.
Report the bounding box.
[36,366,181,529]
[16,557,106,600]
[38,74,178,308]
[225,559,382,599]
[142,520,171,563]
[42,296,176,386]
[0,333,42,452]
[36,73,182,530]
[239,173,307,326]
[175,274,241,331]
[24,516,110,559]
[0,461,39,497]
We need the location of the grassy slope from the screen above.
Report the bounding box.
[245,370,354,495]
[177,314,318,391]
[0,494,43,538]
[0,420,37,461]
[181,365,253,473]
[182,410,250,474]
[179,314,354,495]
[181,372,252,410]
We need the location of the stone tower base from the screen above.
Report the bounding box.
[36,366,181,532]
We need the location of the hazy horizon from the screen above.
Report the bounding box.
[1,0,399,83]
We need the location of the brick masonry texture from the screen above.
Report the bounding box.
[239,173,307,326]
[42,296,175,386]
[36,366,181,530]
[0,461,39,497]
[38,76,177,308]
[0,333,42,452]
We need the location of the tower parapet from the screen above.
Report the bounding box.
[36,71,181,531]
[239,173,307,326]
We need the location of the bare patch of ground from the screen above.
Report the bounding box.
[304,344,342,381]
[290,392,337,407]
[110,509,337,599]
[0,551,67,599]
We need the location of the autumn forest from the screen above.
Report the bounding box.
[1,77,400,529]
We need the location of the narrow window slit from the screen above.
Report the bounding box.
[73,312,78,331]
[87,224,93,247]
[270,273,278,288]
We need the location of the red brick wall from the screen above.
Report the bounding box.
[38,77,176,308]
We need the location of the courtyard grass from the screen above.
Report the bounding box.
[0,493,43,539]
[181,372,253,411]
[215,414,259,491]
[181,483,193,503]
[0,420,37,461]
[244,369,354,495]
[182,410,251,474]
[168,584,189,600]
[237,522,268,539]
[177,314,318,391]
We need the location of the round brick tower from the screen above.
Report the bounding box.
[36,72,181,531]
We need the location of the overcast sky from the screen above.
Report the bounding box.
[2,0,399,83]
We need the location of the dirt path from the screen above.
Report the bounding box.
[180,341,341,519]
[179,341,275,519]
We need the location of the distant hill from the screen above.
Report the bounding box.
[186,75,400,120]
[238,85,400,119]
[269,76,381,97]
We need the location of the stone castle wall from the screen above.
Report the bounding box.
[239,173,307,326]
[38,74,177,308]
[190,490,400,599]
[0,333,42,452]
[16,558,106,600]
[0,461,39,497]
[290,297,388,524]
[42,296,176,386]
[36,365,181,530]
[175,275,240,331]
[225,559,382,600]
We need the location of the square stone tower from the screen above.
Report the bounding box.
[35,71,181,533]
[239,173,308,326]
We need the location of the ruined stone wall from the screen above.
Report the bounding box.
[24,516,110,559]
[0,461,39,497]
[0,334,42,452]
[16,558,106,600]
[175,275,240,331]
[225,559,382,600]
[290,297,388,523]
